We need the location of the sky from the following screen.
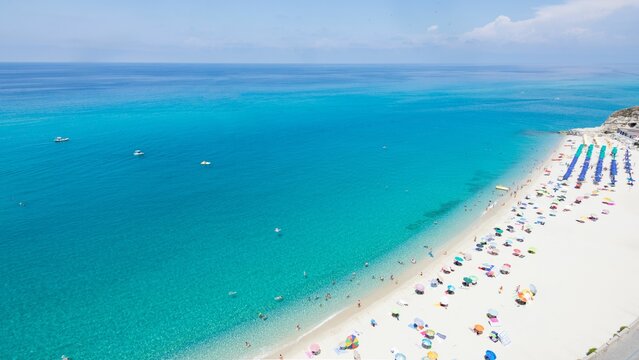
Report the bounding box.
[1,0,638,63]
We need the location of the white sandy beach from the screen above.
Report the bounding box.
[268,133,639,360]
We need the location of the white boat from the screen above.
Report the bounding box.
[200,161,211,166]
[274,295,284,302]
[54,137,70,143]
[495,185,510,191]
[274,227,282,234]
[133,150,144,156]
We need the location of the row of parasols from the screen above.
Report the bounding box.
[594,145,607,183]
[611,147,619,184]
[577,144,594,182]
[562,144,584,180]
[624,149,634,185]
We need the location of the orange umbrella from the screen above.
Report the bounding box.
[474,324,485,333]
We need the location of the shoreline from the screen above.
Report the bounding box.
[268,131,639,359]
[264,136,564,359]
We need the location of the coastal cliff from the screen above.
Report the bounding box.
[561,106,639,135]
[601,106,639,133]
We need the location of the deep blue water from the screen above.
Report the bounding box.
[1,64,637,359]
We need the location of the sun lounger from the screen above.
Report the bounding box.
[498,331,512,346]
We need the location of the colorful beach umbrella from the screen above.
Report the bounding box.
[414,318,425,327]
[528,247,537,254]
[454,256,464,262]
[309,343,320,352]
[344,335,359,349]
[485,350,497,360]
[463,276,473,284]
[421,338,432,349]
[470,275,478,283]
[474,324,485,333]
[415,283,425,292]
[447,284,456,292]
[427,350,439,360]
[394,353,407,360]
[487,308,499,317]
[439,296,449,306]
[529,284,538,295]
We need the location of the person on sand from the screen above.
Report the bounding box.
[499,286,503,294]
[296,324,301,331]
[279,354,284,360]
[357,300,361,308]
[245,341,251,348]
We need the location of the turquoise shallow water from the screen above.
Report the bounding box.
[0,64,637,359]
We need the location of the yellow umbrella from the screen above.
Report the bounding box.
[427,351,438,360]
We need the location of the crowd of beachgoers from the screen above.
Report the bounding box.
[268,134,639,360]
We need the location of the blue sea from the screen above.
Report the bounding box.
[1,64,637,359]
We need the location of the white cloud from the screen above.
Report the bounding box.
[427,25,439,33]
[461,0,639,43]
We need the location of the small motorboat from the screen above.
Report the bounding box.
[200,161,212,166]
[274,295,284,302]
[54,137,70,143]
[133,150,144,156]
[274,227,282,234]
[228,291,237,297]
